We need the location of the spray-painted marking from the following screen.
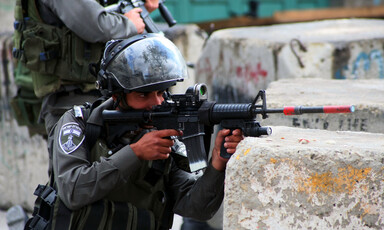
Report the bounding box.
[291,118,368,131]
[335,49,384,79]
[236,62,268,84]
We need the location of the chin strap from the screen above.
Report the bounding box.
[114,92,131,111]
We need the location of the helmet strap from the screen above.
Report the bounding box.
[113,92,131,111]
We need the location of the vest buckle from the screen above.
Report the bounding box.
[34,185,57,206]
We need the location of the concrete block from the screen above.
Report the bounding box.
[264,78,384,133]
[224,126,384,230]
[196,19,384,102]
[164,24,207,94]
[196,28,275,101]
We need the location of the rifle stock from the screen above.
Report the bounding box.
[102,83,355,172]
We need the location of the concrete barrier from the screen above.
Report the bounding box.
[196,19,384,102]
[264,78,384,133]
[164,24,207,94]
[224,126,384,229]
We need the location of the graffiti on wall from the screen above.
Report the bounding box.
[335,49,384,79]
[236,62,268,85]
[197,56,270,103]
[197,57,269,84]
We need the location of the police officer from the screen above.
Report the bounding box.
[38,0,159,135]
[13,0,159,136]
[37,34,244,229]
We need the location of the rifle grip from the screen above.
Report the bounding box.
[220,143,232,159]
[219,129,233,159]
[159,3,176,27]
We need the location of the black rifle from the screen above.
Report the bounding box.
[105,0,176,33]
[102,84,355,172]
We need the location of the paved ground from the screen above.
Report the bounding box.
[0,209,183,230]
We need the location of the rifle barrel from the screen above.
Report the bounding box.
[266,105,355,115]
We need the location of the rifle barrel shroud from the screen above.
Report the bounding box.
[102,84,354,172]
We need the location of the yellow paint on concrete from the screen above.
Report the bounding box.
[270,158,277,164]
[244,148,251,156]
[297,165,372,195]
[237,148,251,160]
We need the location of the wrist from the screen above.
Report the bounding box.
[211,148,227,172]
[130,143,142,160]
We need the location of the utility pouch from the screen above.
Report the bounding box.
[21,20,61,75]
[70,32,103,83]
[10,62,45,136]
[16,19,103,98]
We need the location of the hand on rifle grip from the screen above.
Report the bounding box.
[219,129,244,159]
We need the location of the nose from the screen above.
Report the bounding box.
[154,94,164,105]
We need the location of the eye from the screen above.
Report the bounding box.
[157,90,165,96]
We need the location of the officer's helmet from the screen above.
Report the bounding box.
[96,34,186,95]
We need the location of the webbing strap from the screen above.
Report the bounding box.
[110,202,154,230]
[39,49,60,61]
[21,0,28,18]
[137,208,154,230]
[52,199,71,230]
[111,203,129,230]
[14,0,29,59]
[82,200,105,229]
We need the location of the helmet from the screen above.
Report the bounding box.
[96,34,186,95]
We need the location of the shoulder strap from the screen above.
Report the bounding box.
[84,97,108,157]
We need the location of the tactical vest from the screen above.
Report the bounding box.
[11,0,107,136]
[26,105,175,230]
[47,146,173,230]
[13,0,105,98]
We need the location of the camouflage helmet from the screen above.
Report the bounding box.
[96,33,186,95]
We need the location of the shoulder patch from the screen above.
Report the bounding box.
[59,122,85,154]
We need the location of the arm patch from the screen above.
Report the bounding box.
[59,122,85,154]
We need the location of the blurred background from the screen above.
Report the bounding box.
[3,0,384,33]
[151,0,384,32]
